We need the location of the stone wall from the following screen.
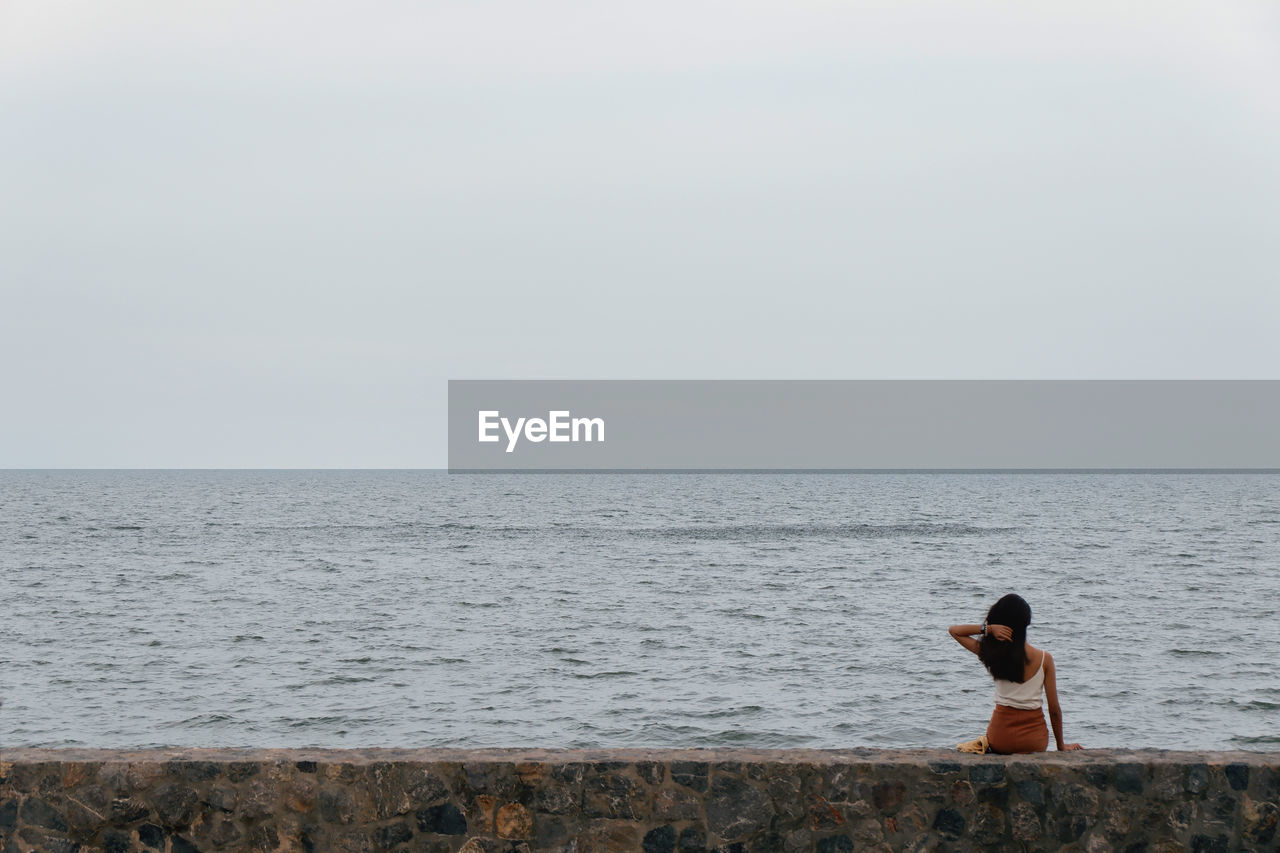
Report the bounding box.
[1,748,1276,852]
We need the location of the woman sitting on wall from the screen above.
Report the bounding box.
[950,593,1083,753]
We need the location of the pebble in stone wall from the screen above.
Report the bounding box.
[0,748,1277,852]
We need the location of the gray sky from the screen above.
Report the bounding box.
[3,1,1278,467]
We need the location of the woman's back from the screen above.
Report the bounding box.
[993,645,1046,710]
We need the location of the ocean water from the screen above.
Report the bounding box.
[1,470,1277,751]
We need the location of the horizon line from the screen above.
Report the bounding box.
[4,467,1280,474]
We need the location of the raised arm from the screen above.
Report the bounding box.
[1042,652,1083,751]
[948,624,983,655]
[949,623,1011,655]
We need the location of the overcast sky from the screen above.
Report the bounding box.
[2,1,1278,467]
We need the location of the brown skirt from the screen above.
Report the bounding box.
[986,704,1049,754]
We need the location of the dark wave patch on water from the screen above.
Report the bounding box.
[629,522,1017,540]
[380,521,1018,540]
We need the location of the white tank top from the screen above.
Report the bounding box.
[993,649,1045,710]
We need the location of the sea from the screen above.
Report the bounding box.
[1,470,1276,751]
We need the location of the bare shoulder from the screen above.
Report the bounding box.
[1027,644,1053,668]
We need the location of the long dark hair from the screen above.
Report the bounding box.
[978,594,1032,682]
